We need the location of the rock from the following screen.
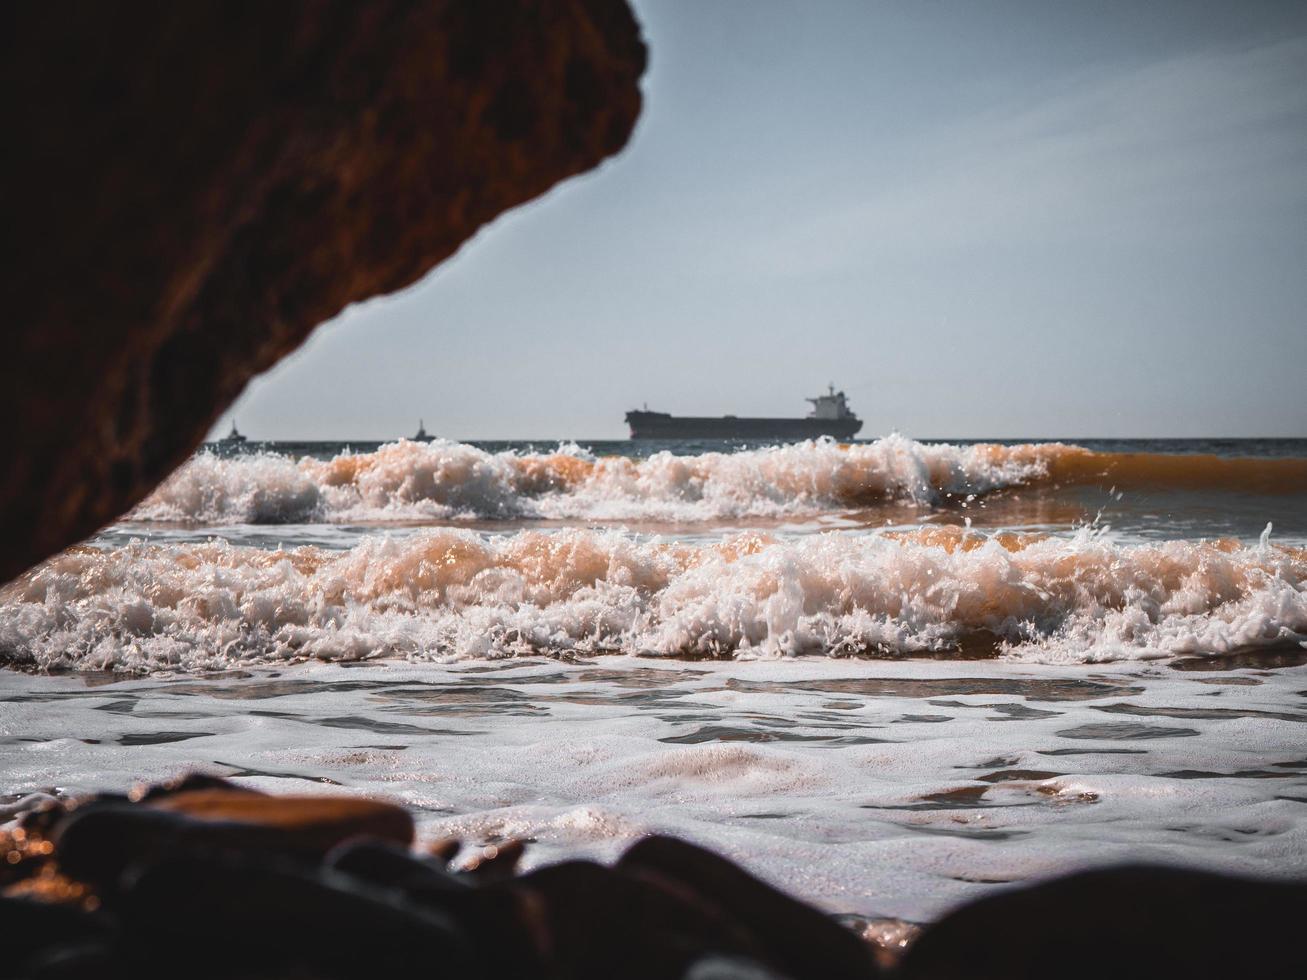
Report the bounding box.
[618,836,878,980]
[325,839,543,975]
[460,839,527,883]
[149,790,414,847]
[0,896,109,969]
[898,865,1307,980]
[497,854,871,980]
[119,851,474,978]
[52,794,412,888]
[17,799,90,841]
[33,780,1307,980]
[506,859,736,978]
[0,792,61,822]
[133,772,262,802]
[325,838,468,895]
[0,0,645,585]
[427,837,463,863]
[15,943,116,980]
[683,957,798,980]
[2,828,49,886]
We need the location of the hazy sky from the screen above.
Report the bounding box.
[218,0,1307,441]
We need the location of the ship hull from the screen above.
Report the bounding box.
[626,412,862,441]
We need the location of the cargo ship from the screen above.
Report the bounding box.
[626,386,862,440]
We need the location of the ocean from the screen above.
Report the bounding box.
[2,435,1306,921]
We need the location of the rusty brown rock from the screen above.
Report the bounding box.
[149,789,414,847]
[0,0,645,584]
[52,793,413,887]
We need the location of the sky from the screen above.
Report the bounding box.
[217,0,1307,441]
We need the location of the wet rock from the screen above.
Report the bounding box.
[16,802,81,840]
[619,836,877,980]
[460,838,527,883]
[325,838,468,895]
[0,0,645,585]
[899,865,1307,979]
[0,792,60,822]
[1,831,44,884]
[21,778,1307,980]
[15,943,116,980]
[133,772,261,801]
[427,837,463,863]
[149,790,413,848]
[0,896,109,969]
[505,859,749,979]
[324,839,541,975]
[683,957,797,980]
[489,848,875,980]
[119,851,474,978]
[53,794,412,888]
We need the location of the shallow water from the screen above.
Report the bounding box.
[3,656,1306,920]
[2,435,1305,918]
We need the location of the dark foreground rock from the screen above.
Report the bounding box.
[53,792,414,889]
[0,0,646,586]
[898,864,1307,980]
[3,778,1306,979]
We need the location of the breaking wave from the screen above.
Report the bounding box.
[4,526,1303,672]
[129,438,1307,526]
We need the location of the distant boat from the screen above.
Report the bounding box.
[412,419,434,442]
[218,420,248,445]
[626,385,863,440]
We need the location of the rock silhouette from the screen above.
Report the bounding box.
[0,0,646,585]
[3,778,1305,978]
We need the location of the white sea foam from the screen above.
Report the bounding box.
[3,526,1302,672]
[5,656,1307,921]
[129,436,1064,524]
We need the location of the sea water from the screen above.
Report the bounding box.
[2,436,1305,920]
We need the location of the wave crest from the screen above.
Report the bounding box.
[4,526,1303,672]
[131,438,1307,527]
[131,437,1071,524]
